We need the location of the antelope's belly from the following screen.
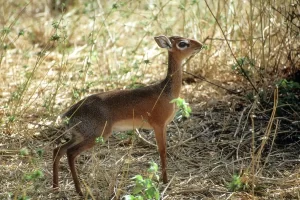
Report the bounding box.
[113,118,153,131]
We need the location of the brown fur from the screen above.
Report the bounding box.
[53,35,203,195]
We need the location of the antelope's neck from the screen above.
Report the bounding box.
[161,52,183,98]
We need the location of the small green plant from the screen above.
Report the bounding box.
[50,33,60,41]
[8,115,16,122]
[115,130,135,140]
[9,84,26,102]
[36,149,44,158]
[63,117,70,125]
[20,147,30,157]
[10,147,45,199]
[20,148,44,181]
[71,81,94,100]
[276,79,300,113]
[95,136,105,144]
[277,79,300,90]
[227,174,248,192]
[17,195,30,200]
[201,44,209,50]
[277,79,300,101]
[170,97,192,119]
[123,161,160,200]
[23,169,44,181]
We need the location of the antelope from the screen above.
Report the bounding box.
[53,35,203,195]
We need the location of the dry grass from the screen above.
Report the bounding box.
[0,0,299,199]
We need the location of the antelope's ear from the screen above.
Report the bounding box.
[154,35,172,49]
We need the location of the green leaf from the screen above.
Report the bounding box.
[24,169,43,181]
[36,149,44,157]
[228,174,243,191]
[171,98,192,118]
[132,185,143,195]
[123,195,136,200]
[95,136,105,144]
[145,187,160,199]
[148,161,158,173]
[126,162,160,199]
[20,147,29,156]
[17,195,30,200]
[132,175,143,182]
[32,170,43,179]
[24,174,32,181]
[18,29,25,36]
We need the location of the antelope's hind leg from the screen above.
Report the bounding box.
[66,123,113,195]
[66,137,96,195]
[53,134,82,189]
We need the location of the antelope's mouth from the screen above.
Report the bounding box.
[192,48,202,55]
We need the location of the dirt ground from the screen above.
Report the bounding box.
[0,0,300,199]
[1,85,300,199]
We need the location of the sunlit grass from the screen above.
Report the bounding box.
[0,0,299,199]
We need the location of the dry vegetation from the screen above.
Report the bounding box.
[0,0,299,199]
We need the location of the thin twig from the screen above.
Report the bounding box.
[206,36,263,42]
[183,70,243,95]
[204,0,258,93]
[27,121,63,132]
[135,129,156,147]
[168,128,211,149]
[161,172,176,199]
[234,105,250,137]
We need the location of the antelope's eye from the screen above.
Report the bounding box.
[178,41,189,48]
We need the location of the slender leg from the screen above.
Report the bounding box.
[153,124,168,183]
[53,137,79,189]
[66,138,96,196]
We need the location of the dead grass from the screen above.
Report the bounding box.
[0,0,299,199]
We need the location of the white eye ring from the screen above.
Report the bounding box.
[177,40,189,49]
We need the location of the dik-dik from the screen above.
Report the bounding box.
[53,35,203,195]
